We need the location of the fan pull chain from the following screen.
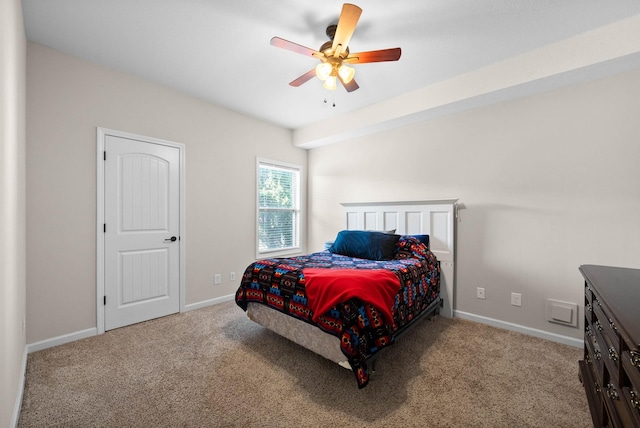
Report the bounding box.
[323,97,336,108]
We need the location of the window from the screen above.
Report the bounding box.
[257,158,301,257]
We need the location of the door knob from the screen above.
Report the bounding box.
[164,236,177,242]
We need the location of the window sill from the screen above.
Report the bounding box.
[256,247,303,259]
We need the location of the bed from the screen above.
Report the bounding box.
[235,200,457,388]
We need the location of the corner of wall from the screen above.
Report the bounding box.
[1,0,28,426]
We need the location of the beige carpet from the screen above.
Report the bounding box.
[19,301,591,427]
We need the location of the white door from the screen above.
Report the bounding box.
[104,134,181,330]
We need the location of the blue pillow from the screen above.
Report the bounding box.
[328,230,400,260]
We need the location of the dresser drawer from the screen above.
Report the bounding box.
[580,359,605,426]
[621,349,640,427]
[625,350,640,384]
[585,286,594,319]
[593,300,620,352]
[587,329,604,379]
[585,284,594,302]
[585,300,594,325]
[594,326,620,381]
[621,386,640,426]
[603,379,637,428]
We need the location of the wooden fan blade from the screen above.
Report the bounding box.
[339,75,359,92]
[289,69,317,87]
[332,4,362,57]
[271,37,321,58]
[344,48,402,64]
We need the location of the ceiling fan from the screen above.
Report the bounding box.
[270,3,401,92]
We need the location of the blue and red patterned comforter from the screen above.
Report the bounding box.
[235,243,440,388]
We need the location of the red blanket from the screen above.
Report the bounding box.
[303,268,401,325]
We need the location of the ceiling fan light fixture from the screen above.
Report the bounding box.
[315,62,332,81]
[337,64,355,83]
[323,75,337,90]
[271,3,401,93]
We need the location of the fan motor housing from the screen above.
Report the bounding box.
[319,40,349,59]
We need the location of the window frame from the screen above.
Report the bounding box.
[256,157,302,258]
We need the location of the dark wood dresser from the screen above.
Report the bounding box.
[579,265,640,427]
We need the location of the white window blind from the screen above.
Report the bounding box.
[257,159,301,256]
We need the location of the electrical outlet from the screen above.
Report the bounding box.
[511,292,522,307]
[214,274,221,285]
[230,272,236,281]
[476,287,485,299]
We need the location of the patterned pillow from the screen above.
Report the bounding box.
[394,236,429,260]
[407,234,429,249]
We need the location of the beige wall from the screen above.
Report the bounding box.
[308,68,640,340]
[26,42,306,344]
[1,0,27,425]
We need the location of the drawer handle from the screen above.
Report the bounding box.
[594,320,603,331]
[606,383,619,400]
[608,348,618,362]
[630,390,640,411]
[631,350,640,368]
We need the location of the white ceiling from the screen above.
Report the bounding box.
[22,0,640,130]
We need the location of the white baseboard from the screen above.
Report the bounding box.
[183,293,235,312]
[454,310,583,348]
[26,327,98,354]
[11,346,28,428]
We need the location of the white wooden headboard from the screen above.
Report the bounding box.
[341,200,457,318]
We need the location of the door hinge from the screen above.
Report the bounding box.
[103,151,106,161]
[103,296,106,305]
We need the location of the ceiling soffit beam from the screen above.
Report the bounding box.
[293,15,640,150]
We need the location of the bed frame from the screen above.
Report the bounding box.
[246,199,458,370]
[341,199,457,318]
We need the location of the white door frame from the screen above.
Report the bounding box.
[96,127,186,334]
